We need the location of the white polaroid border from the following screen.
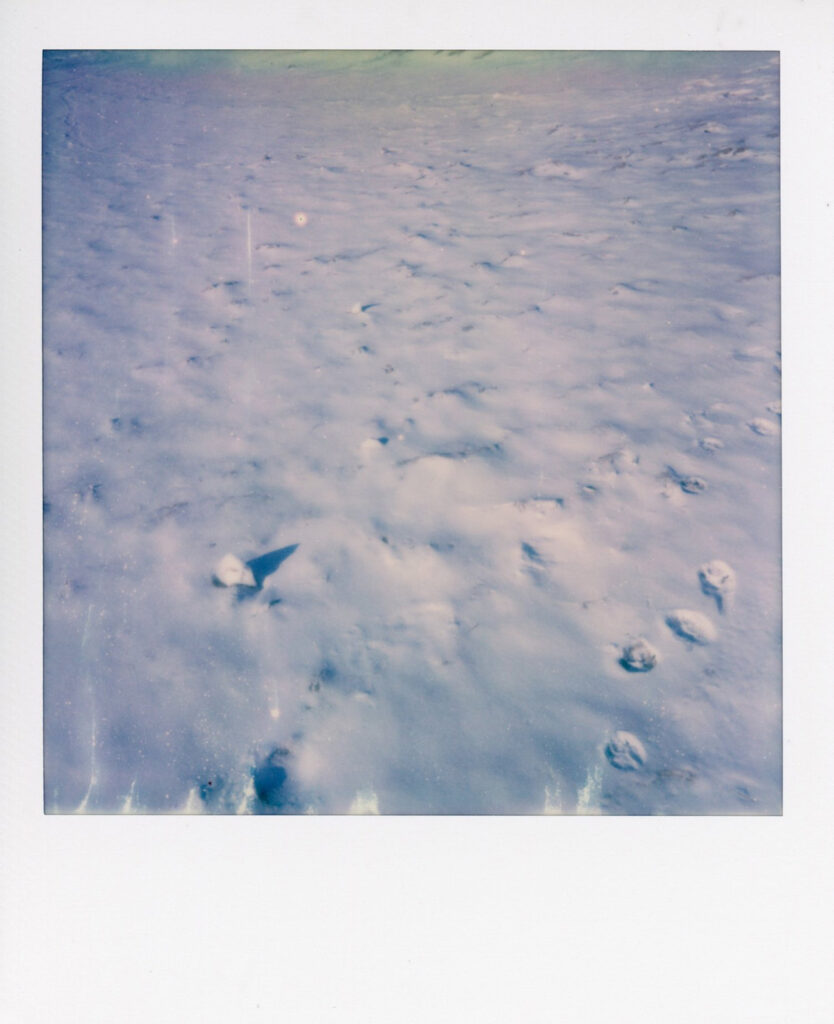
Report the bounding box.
[2,2,832,1021]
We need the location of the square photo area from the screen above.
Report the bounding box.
[42,50,781,814]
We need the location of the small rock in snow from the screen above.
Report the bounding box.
[666,609,717,645]
[605,731,647,771]
[212,553,256,588]
[620,639,659,672]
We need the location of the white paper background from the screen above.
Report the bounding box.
[2,1,833,1020]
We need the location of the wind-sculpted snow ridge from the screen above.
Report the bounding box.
[43,50,781,814]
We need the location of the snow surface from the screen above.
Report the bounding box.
[42,50,781,814]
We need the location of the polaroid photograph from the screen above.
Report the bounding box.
[4,2,832,1021]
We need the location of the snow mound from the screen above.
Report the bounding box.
[605,731,647,771]
[212,553,256,588]
[666,609,717,645]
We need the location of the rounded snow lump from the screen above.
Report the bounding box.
[606,731,647,771]
[620,639,658,672]
[212,553,256,588]
[698,560,736,602]
[666,609,716,645]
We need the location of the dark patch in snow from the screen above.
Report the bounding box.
[246,544,299,589]
[521,542,543,563]
[253,748,291,809]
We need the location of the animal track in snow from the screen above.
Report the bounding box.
[663,467,708,495]
[698,560,736,611]
[620,639,658,672]
[666,609,717,645]
[605,731,647,770]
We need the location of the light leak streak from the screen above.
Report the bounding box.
[120,779,138,814]
[246,208,253,292]
[543,782,562,814]
[75,604,99,813]
[576,763,603,814]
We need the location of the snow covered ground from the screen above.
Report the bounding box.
[42,50,781,814]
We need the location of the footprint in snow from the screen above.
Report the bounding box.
[620,639,658,672]
[748,417,779,437]
[666,609,716,645]
[253,747,292,809]
[680,476,707,494]
[663,467,708,495]
[698,560,736,612]
[605,731,647,771]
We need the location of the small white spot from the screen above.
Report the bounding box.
[293,211,308,227]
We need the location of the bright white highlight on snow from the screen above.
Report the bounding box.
[42,50,781,815]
